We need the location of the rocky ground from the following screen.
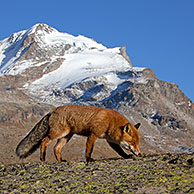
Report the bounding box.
[0,153,194,194]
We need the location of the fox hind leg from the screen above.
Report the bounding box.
[54,133,73,162]
[40,136,51,162]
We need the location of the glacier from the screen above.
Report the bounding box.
[0,23,146,104]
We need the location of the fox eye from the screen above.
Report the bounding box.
[131,142,136,145]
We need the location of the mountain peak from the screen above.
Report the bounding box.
[27,23,57,35]
[1,24,133,75]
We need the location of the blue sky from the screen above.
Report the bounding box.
[0,0,194,101]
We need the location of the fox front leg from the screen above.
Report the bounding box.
[85,133,98,164]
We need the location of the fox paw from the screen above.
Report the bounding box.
[86,158,95,165]
[40,157,45,162]
[61,159,67,162]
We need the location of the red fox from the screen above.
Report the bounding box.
[16,105,141,163]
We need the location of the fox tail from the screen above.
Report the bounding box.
[16,113,51,158]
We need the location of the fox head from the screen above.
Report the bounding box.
[120,123,141,156]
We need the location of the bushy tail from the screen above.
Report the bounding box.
[16,113,51,158]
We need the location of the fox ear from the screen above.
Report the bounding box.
[123,123,132,134]
[134,123,141,130]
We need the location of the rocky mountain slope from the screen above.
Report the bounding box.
[0,24,193,164]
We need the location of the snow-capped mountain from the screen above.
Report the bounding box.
[0,23,142,105]
[0,23,131,75]
[0,24,194,164]
[0,23,107,75]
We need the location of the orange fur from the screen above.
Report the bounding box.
[41,105,141,162]
[17,105,141,163]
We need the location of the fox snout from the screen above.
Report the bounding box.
[128,144,140,156]
[120,141,140,156]
[131,147,140,156]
